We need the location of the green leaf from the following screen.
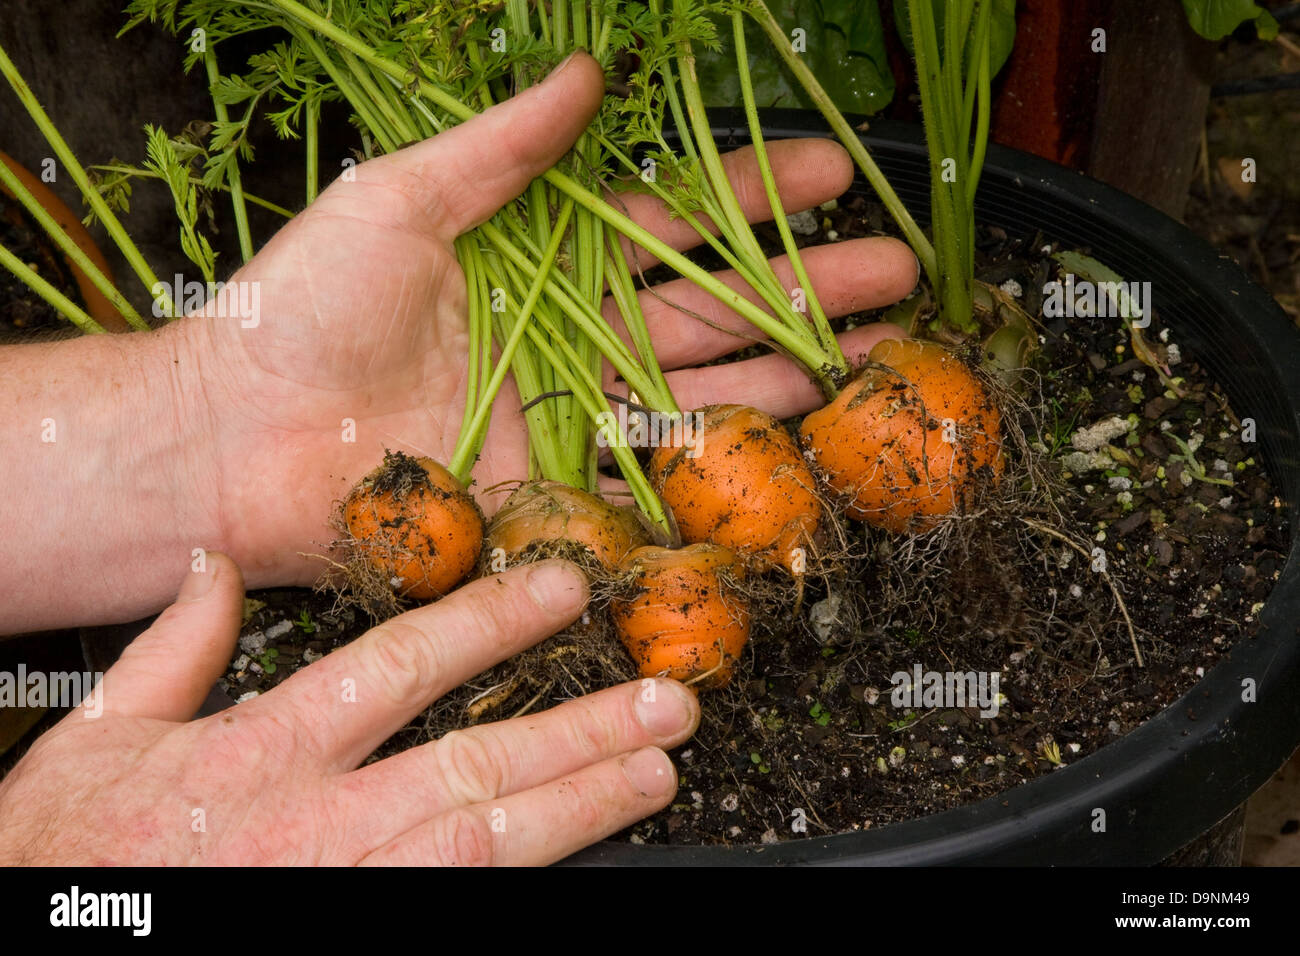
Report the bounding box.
[894,0,1016,78]
[1179,0,1278,40]
[1051,250,1144,322]
[696,0,895,115]
[142,124,217,284]
[211,74,259,106]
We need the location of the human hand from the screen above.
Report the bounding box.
[171,50,916,588]
[0,552,698,864]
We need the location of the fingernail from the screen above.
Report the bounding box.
[178,558,217,603]
[622,747,676,798]
[546,48,584,80]
[634,679,698,739]
[524,560,589,613]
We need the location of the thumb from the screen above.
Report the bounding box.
[98,552,245,722]
[353,50,605,242]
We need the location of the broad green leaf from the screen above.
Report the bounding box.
[1180,0,1278,40]
[1052,251,1141,322]
[696,0,895,115]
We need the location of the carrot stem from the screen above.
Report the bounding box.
[731,9,844,377]
[89,163,294,219]
[747,0,935,283]
[204,46,253,264]
[305,93,319,205]
[447,198,574,484]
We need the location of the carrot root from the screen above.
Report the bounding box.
[612,543,751,690]
[342,450,484,601]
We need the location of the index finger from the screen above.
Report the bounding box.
[251,560,590,773]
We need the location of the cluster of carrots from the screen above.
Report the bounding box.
[343,336,1004,689]
[263,0,1006,692]
[0,0,1013,699]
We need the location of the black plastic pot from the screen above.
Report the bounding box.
[569,112,1300,866]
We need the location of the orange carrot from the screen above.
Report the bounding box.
[486,481,651,570]
[612,543,751,689]
[648,404,821,575]
[800,338,1003,533]
[343,451,483,599]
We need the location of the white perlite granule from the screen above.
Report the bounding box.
[1071,416,1133,452]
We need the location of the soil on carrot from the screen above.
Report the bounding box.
[222,196,1288,848]
[0,192,86,339]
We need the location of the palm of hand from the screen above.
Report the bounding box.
[201,166,530,497]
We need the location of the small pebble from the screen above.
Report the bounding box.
[235,691,260,704]
[785,209,819,236]
[720,793,740,812]
[808,591,845,642]
[265,620,294,640]
[239,631,266,655]
[1072,416,1133,452]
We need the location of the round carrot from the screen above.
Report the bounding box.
[647,404,821,575]
[486,481,651,570]
[799,338,1003,533]
[611,543,751,689]
[343,451,483,599]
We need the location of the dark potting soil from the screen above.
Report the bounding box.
[0,192,86,338]
[221,196,1288,848]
